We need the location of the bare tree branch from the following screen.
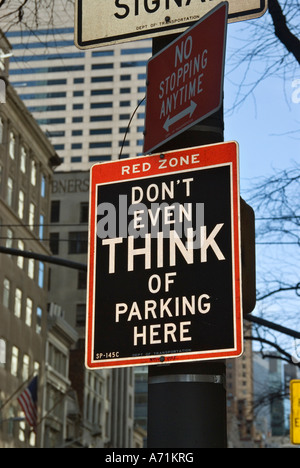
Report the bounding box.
[268,0,300,64]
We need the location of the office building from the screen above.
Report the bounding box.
[0,31,61,447]
[49,170,136,447]
[1,1,149,447]
[227,322,254,446]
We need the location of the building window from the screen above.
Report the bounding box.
[3,278,10,308]
[28,258,35,280]
[50,200,60,223]
[41,175,46,197]
[18,190,25,219]
[76,303,86,327]
[6,228,13,249]
[0,118,3,143]
[0,338,6,368]
[80,202,89,224]
[68,231,88,254]
[38,262,44,288]
[31,160,37,186]
[17,240,24,269]
[7,177,13,207]
[22,354,30,381]
[9,132,15,159]
[36,307,42,334]
[78,271,87,290]
[11,346,19,376]
[25,298,33,327]
[39,214,44,240]
[29,203,35,230]
[20,146,27,173]
[14,288,22,318]
[50,232,59,255]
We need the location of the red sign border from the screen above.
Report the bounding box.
[86,141,243,369]
[143,2,228,154]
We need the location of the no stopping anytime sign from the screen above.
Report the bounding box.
[86,142,243,369]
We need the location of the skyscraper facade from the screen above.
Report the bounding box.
[5,3,152,171]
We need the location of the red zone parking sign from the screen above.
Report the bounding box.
[86,142,243,369]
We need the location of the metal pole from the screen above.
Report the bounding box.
[147,34,227,449]
[148,361,227,448]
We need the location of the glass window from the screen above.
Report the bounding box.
[22,354,30,381]
[25,298,33,326]
[29,203,35,230]
[18,190,25,219]
[20,147,27,173]
[78,271,87,290]
[0,118,4,143]
[41,175,46,197]
[50,200,60,223]
[39,214,44,240]
[68,232,88,254]
[71,157,82,163]
[3,278,10,308]
[50,232,59,255]
[7,177,13,207]
[11,346,19,376]
[76,303,86,327]
[6,228,13,249]
[80,202,89,224]
[9,132,15,159]
[28,258,35,280]
[17,240,24,269]
[14,288,22,318]
[31,160,37,186]
[0,338,6,367]
[72,130,82,136]
[38,262,44,288]
[36,307,42,334]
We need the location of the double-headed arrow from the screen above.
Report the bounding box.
[163,100,197,132]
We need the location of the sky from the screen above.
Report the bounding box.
[224,18,299,193]
[221,15,299,357]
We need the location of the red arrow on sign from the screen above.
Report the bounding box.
[144,2,228,154]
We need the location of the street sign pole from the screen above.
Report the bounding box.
[147,29,228,449]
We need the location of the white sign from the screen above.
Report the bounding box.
[75,0,267,49]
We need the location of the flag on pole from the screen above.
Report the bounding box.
[17,376,38,432]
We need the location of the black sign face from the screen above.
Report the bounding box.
[86,144,243,369]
